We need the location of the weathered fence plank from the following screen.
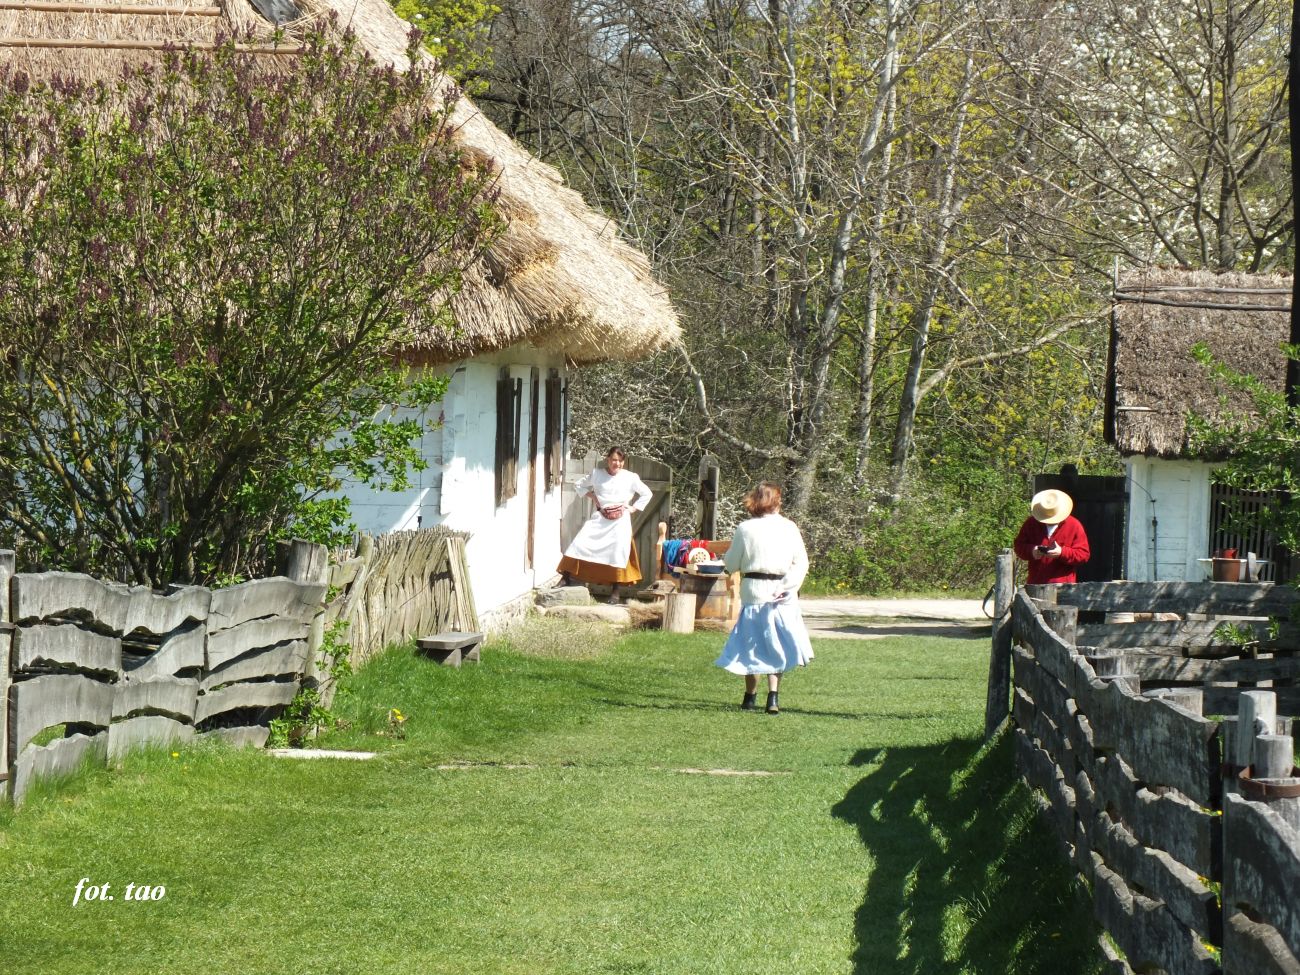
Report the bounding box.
[1126,653,1300,684]
[200,641,309,692]
[10,674,115,754]
[1091,855,1219,975]
[194,680,299,724]
[1223,794,1300,960]
[1224,911,1300,975]
[198,725,270,749]
[11,573,210,634]
[1013,646,1073,729]
[112,677,198,721]
[14,623,121,675]
[1205,686,1300,718]
[1054,581,1296,618]
[1014,688,1073,778]
[124,623,205,680]
[1087,810,1220,943]
[107,716,195,761]
[1085,678,1221,806]
[208,577,325,631]
[10,731,107,805]
[1089,751,1220,878]
[205,616,310,669]
[1078,619,1269,650]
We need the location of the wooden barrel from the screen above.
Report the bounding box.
[678,572,731,620]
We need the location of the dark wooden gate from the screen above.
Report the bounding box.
[1033,468,1127,582]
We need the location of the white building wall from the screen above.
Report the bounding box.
[1124,458,1214,582]
[339,346,568,622]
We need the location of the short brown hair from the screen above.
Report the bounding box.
[605,446,628,462]
[744,482,782,516]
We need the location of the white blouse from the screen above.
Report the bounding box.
[723,513,809,605]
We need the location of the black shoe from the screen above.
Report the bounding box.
[740,692,757,711]
[765,691,779,714]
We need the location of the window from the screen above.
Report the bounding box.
[495,368,522,506]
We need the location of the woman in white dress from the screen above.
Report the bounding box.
[714,482,813,714]
[557,446,653,597]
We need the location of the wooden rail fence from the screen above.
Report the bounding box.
[2,533,480,806]
[990,557,1300,974]
[1,548,326,805]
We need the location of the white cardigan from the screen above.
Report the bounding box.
[563,468,653,567]
[723,513,809,605]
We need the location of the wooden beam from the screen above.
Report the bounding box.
[1114,292,1291,313]
[0,2,220,15]
[0,38,303,53]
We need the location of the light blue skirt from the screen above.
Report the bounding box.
[714,599,814,675]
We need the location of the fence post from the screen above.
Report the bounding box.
[0,549,12,782]
[1039,604,1079,647]
[282,539,331,703]
[984,550,1015,738]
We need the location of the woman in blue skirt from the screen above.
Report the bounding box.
[714,482,813,714]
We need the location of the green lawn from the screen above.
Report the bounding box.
[0,621,1101,974]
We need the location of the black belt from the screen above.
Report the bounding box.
[743,572,784,580]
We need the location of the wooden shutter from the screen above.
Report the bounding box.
[495,369,522,506]
[544,372,563,490]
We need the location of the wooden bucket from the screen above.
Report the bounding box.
[678,573,732,620]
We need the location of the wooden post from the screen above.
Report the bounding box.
[663,593,697,634]
[0,550,13,779]
[697,455,719,540]
[1227,690,1279,798]
[1024,584,1058,606]
[0,549,13,623]
[1248,729,1300,832]
[284,539,331,704]
[984,550,1015,738]
[1040,604,1079,647]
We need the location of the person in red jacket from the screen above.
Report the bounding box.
[1013,489,1090,584]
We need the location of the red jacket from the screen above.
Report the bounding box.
[1013,515,1090,584]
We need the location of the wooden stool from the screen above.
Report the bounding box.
[416,631,485,667]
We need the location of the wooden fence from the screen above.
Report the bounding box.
[997,566,1300,974]
[1,550,326,805]
[2,532,480,806]
[324,528,478,670]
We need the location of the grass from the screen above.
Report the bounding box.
[0,619,1102,974]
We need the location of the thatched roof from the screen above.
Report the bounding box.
[0,0,681,365]
[1105,267,1291,458]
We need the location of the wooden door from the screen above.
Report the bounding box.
[1033,470,1128,582]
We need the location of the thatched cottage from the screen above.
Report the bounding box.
[0,0,680,623]
[1105,268,1290,582]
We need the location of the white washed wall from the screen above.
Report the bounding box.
[1124,458,1213,582]
[339,346,567,620]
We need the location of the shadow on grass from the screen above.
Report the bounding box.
[832,733,1102,975]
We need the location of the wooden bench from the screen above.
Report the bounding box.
[416,631,485,667]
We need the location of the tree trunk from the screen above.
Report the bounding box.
[887,55,973,502]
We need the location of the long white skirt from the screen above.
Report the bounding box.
[714,597,814,675]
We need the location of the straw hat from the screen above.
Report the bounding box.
[1030,489,1073,525]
